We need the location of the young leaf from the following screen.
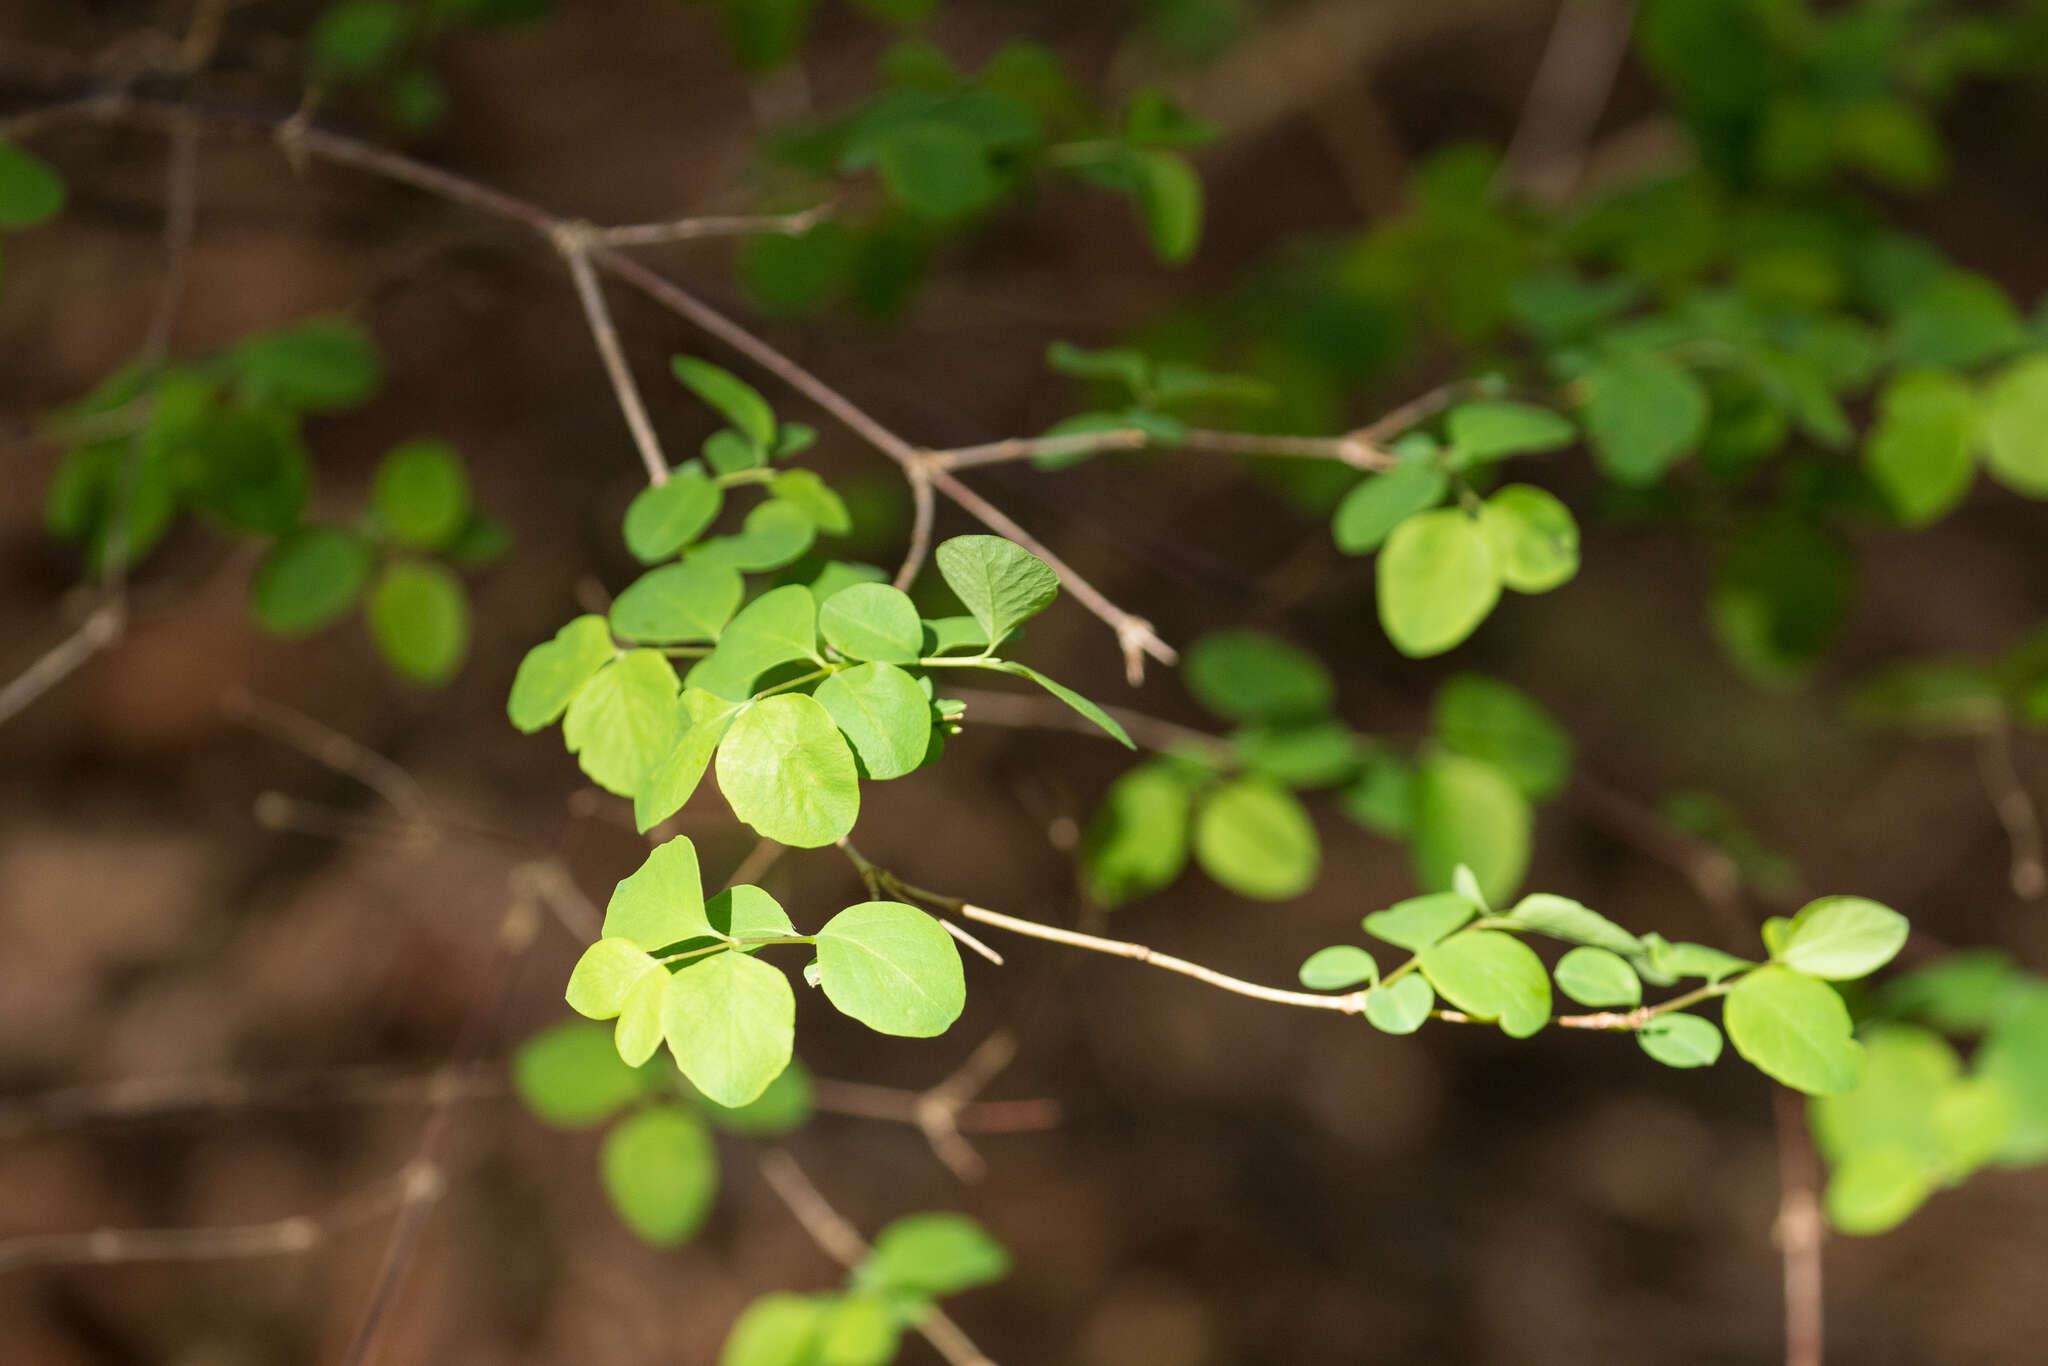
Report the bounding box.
[981,662,1135,748]
[1891,272,2027,369]
[1363,892,1478,952]
[229,316,380,411]
[249,526,373,637]
[563,649,680,796]
[705,500,817,572]
[1823,1146,1935,1236]
[1083,762,1196,907]
[623,468,723,563]
[566,937,662,1021]
[1637,1013,1723,1069]
[508,615,616,732]
[702,1059,814,1136]
[662,950,797,1107]
[1363,974,1434,1034]
[1503,893,1642,956]
[611,561,745,644]
[1444,401,1576,463]
[1192,778,1319,900]
[716,694,861,846]
[864,1213,1011,1297]
[1331,462,1449,555]
[719,1294,828,1366]
[1776,896,1909,980]
[1579,351,1708,486]
[0,141,68,229]
[1864,369,1977,526]
[1419,930,1552,1037]
[1553,946,1642,1008]
[634,706,737,832]
[770,469,851,534]
[367,560,469,685]
[705,584,822,691]
[512,1020,653,1126]
[816,900,966,1037]
[1724,966,1865,1095]
[370,438,470,549]
[934,535,1059,646]
[603,834,711,947]
[1478,485,1580,594]
[820,582,924,664]
[1430,674,1573,802]
[1137,149,1202,264]
[1182,631,1334,723]
[1298,945,1378,991]
[1979,353,2048,498]
[1633,934,1753,986]
[1409,753,1532,907]
[614,969,668,1066]
[1376,509,1501,657]
[672,356,776,450]
[600,1104,719,1245]
[816,662,932,780]
[707,884,798,944]
[816,1296,899,1366]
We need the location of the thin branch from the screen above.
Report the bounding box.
[589,202,833,249]
[0,601,124,728]
[894,460,937,590]
[926,425,1393,473]
[556,225,672,486]
[1495,0,1640,204]
[223,687,430,819]
[0,1162,439,1275]
[1772,1088,1826,1366]
[1977,724,2046,900]
[810,1031,1050,1183]
[943,684,1232,761]
[757,1151,998,1366]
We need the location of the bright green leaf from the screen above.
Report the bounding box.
[1824,1146,1935,1236]
[603,834,711,948]
[1376,509,1501,657]
[512,1019,652,1126]
[623,468,723,563]
[508,615,616,732]
[820,583,924,664]
[673,357,776,450]
[1419,929,1551,1037]
[1503,893,1642,956]
[1363,892,1478,952]
[1192,778,1319,900]
[1637,1013,1723,1068]
[1409,753,1531,907]
[1478,485,1580,594]
[634,705,737,832]
[563,649,680,795]
[1777,896,1909,980]
[981,662,1134,747]
[1363,974,1434,1034]
[1083,762,1195,907]
[600,1104,718,1245]
[1444,401,1576,463]
[716,693,860,846]
[934,534,1059,646]
[1979,352,2048,497]
[1553,946,1641,1008]
[1332,461,1450,556]
[367,560,469,685]
[816,662,931,779]
[771,469,851,534]
[1298,945,1378,991]
[705,584,822,691]
[816,900,966,1037]
[864,1213,1011,1297]
[1864,369,1978,526]
[662,949,796,1107]
[611,560,745,645]
[1725,966,1865,1095]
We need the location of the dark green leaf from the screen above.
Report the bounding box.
[249,526,373,637]
[1579,351,1708,485]
[1183,631,1333,722]
[1430,674,1573,802]
[1083,762,1195,907]
[0,140,67,228]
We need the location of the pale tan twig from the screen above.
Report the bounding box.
[809,1031,1054,1183]
[1496,0,1640,204]
[0,1162,440,1276]
[757,1151,998,1366]
[1977,724,2046,900]
[224,687,430,819]
[589,202,834,248]
[927,425,1394,473]
[1772,1088,1825,1366]
[0,601,124,727]
[556,224,671,487]
[894,460,937,590]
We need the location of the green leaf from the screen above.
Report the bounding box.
[1776,896,1909,980]
[1632,934,1752,986]
[820,583,923,663]
[1823,1146,1934,1236]
[864,1213,1011,1297]
[563,649,680,796]
[1809,1025,1959,1175]
[1232,721,1365,789]
[1182,630,1333,722]
[934,535,1059,646]
[1409,753,1531,907]
[367,560,469,685]
[512,1020,652,1126]
[1339,749,1414,838]
[229,316,380,411]
[877,121,999,221]
[716,694,860,846]
[705,428,764,475]
[1637,1013,1723,1069]
[704,584,822,691]
[1503,893,1642,955]
[1362,892,1478,952]
[170,406,310,535]
[1864,369,1978,526]
[1045,342,1151,393]
[1363,974,1434,1034]
[672,357,776,450]
[249,526,373,637]
[982,662,1135,748]
[1710,515,1855,684]
[370,438,469,549]
[701,1058,814,1136]
[611,560,746,645]
[1478,485,1580,594]
[1554,947,1641,1008]
[1419,930,1551,1037]
[1977,986,2048,1162]
[508,615,616,732]
[703,500,818,572]
[600,1104,718,1245]
[708,884,798,944]
[634,705,737,832]
[1083,762,1195,907]
[1882,949,2020,1033]
[310,0,408,74]
[1430,673,1573,802]
[603,835,711,947]
[1892,272,2027,369]
[1298,945,1378,991]
[1979,352,2048,497]
[662,949,796,1107]
[1579,351,1708,486]
[720,1294,828,1366]
[816,662,931,780]
[816,900,966,1037]
[0,141,67,229]
[1376,510,1501,657]
[818,1296,899,1366]
[1444,401,1576,463]
[623,468,723,563]
[1137,149,1202,265]
[769,469,850,534]
[1192,778,1319,900]
[566,936,660,1020]
[1332,462,1449,555]
[1724,966,1865,1095]
[614,969,668,1066]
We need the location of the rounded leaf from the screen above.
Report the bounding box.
[1979,353,2048,497]
[934,535,1059,646]
[611,561,744,645]
[600,1104,718,1245]
[1298,945,1378,991]
[1419,929,1551,1037]
[603,834,711,948]
[1192,778,1319,900]
[1183,630,1333,722]
[563,649,681,796]
[1430,673,1572,801]
[1409,753,1531,907]
[865,1212,1011,1297]
[1777,896,1909,980]
[1083,763,1195,907]
[816,900,966,1038]
[1725,966,1865,1095]
[623,468,723,563]
[661,950,796,1107]
[507,615,616,733]
[1637,1013,1723,1069]
[815,662,931,780]
[1332,461,1449,555]
[1478,485,1579,594]
[716,694,861,846]
[1363,974,1434,1034]
[249,525,373,636]
[367,560,469,685]
[819,583,924,664]
[371,438,469,549]
[1376,509,1501,658]
[1553,946,1642,1008]
[512,1020,653,1127]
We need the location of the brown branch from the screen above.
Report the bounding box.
[756,1151,998,1366]
[223,687,430,819]
[0,1162,440,1276]
[1496,0,1640,204]
[556,225,672,486]
[1977,724,2046,900]
[927,426,1393,473]
[1773,1088,1826,1366]
[589,202,833,249]
[808,1031,1056,1183]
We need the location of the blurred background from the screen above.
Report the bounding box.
[4,0,2048,1362]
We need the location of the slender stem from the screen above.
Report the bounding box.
[1978,724,2046,900]
[590,202,833,248]
[558,229,671,486]
[1773,1087,1826,1366]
